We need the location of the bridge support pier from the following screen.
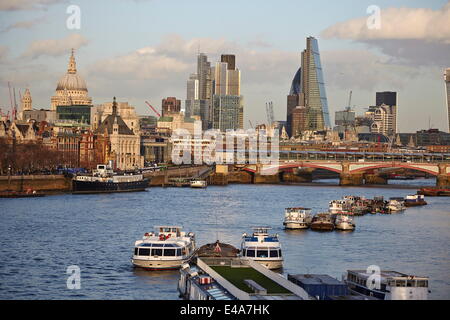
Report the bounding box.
[339,173,364,186]
[436,164,450,188]
[253,173,280,184]
[436,175,450,188]
[364,173,388,185]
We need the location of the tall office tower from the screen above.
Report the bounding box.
[286,37,330,135]
[211,95,243,131]
[212,62,229,95]
[286,67,302,136]
[376,91,397,107]
[445,68,450,133]
[209,54,243,131]
[186,74,199,101]
[197,53,212,100]
[221,54,236,70]
[300,37,331,131]
[376,91,397,135]
[161,97,181,116]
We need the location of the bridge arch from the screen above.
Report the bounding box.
[349,163,440,176]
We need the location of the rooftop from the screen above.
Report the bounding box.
[211,266,291,295]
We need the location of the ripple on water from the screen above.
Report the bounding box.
[0,182,449,299]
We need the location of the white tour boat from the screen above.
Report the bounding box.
[240,227,283,270]
[283,207,312,229]
[190,180,207,188]
[132,226,196,271]
[329,200,351,214]
[345,270,430,300]
[334,214,356,231]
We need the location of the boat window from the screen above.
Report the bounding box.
[246,249,255,257]
[395,280,406,287]
[140,243,152,247]
[138,248,151,256]
[279,250,282,257]
[176,249,182,256]
[270,250,279,258]
[152,249,163,256]
[257,250,268,258]
[417,280,428,287]
[164,249,176,257]
[134,248,138,255]
[407,280,415,287]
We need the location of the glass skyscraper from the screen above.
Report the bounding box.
[301,37,331,130]
[286,37,331,135]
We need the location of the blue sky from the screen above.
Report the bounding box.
[1,0,449,132]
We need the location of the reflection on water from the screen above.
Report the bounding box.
[0,179,449,300]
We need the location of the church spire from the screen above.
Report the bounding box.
[67,48,77,74]
[112,97,118,115]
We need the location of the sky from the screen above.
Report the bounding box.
[0,0,449,132]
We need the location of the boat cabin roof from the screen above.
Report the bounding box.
[348,270,428,281]
[155,226,183,232]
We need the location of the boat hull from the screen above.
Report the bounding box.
[72,179,149,194]
[418,188,450,197]
[310,222,335,231]
[252,259,283,270]
[283,221,309,229]
[132,257,191,271]
[404,201,427,207]
[335,222,355,231]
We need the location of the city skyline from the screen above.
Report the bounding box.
[0,0,449,132]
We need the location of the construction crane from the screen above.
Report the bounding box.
[145,101,161,118]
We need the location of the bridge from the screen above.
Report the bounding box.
[237,151,450,187]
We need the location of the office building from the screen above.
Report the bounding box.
[161,97,181,116]
[286,37,330,135]
[197,53,212,100]
[212,95,243,131]
[221,54,236,70]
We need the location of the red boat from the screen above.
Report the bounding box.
[418,188,450,197]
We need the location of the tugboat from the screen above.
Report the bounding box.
[283,208,312,229]
[240,227,283,270]
[334,214,355,231]
[404,194,427,207]
[132,226,196,271]
[310,213,335,231]
[72,163,148,194]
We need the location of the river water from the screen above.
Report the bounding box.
[0,180,449,300]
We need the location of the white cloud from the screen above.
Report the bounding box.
[322,2,450,43]
[22,33,89,59]
[0,0,64,11]
[1,16,46,33]
[0,46,9,63]
[321,2,450,66]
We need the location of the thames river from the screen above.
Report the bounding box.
[0,180,449,300]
